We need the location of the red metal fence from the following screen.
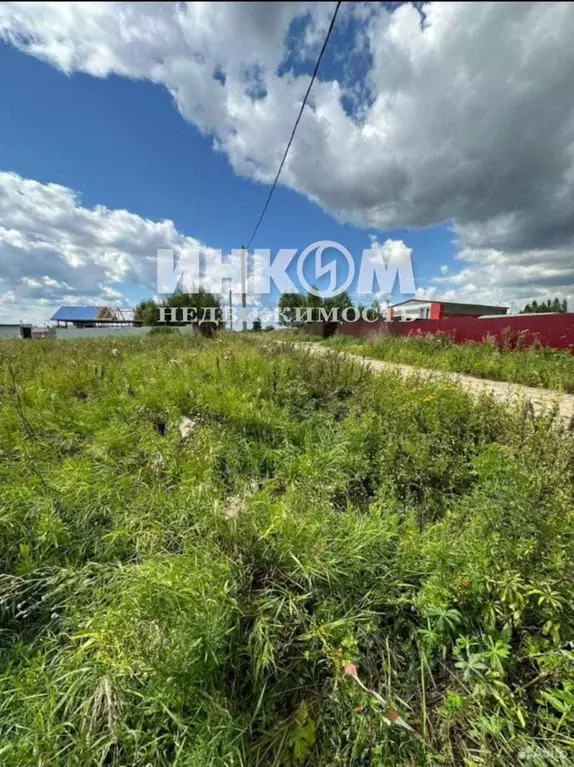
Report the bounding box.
[334,313,574,351]
[398,313,574,350]
[335,318,388,338]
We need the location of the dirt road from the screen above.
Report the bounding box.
[294,343,574,423]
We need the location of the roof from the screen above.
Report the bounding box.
[50,306,136,322]
[51,306,102,322]
[391,299,508,311]
[113,308,136,322]
[0,323,32,328]
[390,299,430,306]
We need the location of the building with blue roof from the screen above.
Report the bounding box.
[50,306,137,327]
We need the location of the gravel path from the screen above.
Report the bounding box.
[293,343,574,423]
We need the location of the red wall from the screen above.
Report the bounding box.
[304,321,339,338]
[399,313,574,350]
[390,303,442,319]
[390,303,488,320]
[337,318,389,338]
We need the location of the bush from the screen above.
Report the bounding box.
[148,325,178,335]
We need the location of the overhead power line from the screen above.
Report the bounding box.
[245,0,342,250]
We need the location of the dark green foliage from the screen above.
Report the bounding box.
[278,292,307,326]
[277,290,354,326]
[322,290,353,313]
[356,300,382,321]
[135,287,222,326]
[523,297,568,313]
[0,335,573,765]
[133,297,159,326]
[148,325,177,335]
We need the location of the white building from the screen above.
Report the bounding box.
[0,324,33,339]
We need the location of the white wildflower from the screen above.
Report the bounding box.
[149,452,165,474]
[111,348,120,357]
[178,416,197,439]
[223,496,247,520]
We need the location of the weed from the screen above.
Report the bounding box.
[325,332,574,391]
[0,334,572,765]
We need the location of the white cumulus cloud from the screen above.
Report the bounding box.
[2,2,574,308]
[0,171,228,323]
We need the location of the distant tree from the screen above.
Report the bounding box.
[135,288,223,326]
[358,299,383,321]
[306,288,324,311]
[263,325,275,332]
[522,297,567,314]
[252,317,262,332]
[166,287,222,324]
[277,289,361,324]
[323,290,353,314]
[277,292,306,326]
[277,289,356,324]
[134,298,159,326]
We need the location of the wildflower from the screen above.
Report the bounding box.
[111,348,119,357]
[344,663,358,678]
[149,453,165,474]
[223,495,247,519]
[178,416,196,439]
[344,662,421,739]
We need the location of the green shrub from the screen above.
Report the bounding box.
[148,325,178,335]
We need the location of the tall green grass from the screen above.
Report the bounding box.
[0,334,573,765]
[324,332,574,391]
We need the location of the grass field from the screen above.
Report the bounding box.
[0,334,573,766]
[324,333,574,392]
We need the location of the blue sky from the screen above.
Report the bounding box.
[0,38,455,316]
[0,2,573,324]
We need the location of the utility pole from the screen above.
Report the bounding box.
[228,289,233,331]
[240,245,247,332]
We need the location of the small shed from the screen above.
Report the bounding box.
[0,324,33,339]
